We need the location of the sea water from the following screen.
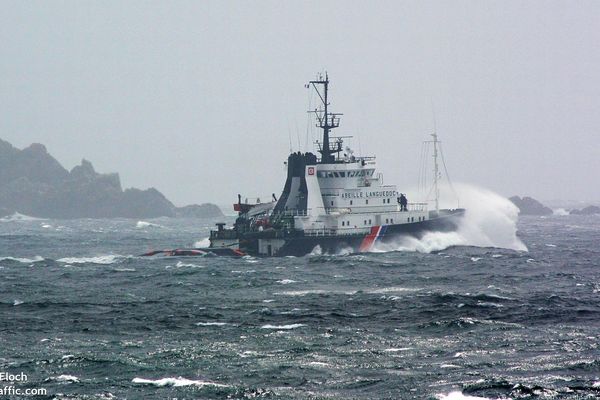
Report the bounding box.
[1,191,599,399]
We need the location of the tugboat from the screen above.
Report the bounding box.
[205,74,465,257]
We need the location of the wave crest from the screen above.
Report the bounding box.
[375,184,527,254]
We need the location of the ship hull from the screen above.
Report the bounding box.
[228,208,465,257]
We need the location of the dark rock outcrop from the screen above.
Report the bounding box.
[509,196,553,216]
[174,203,224,218]
[570,205,600,215]
[0,138,221,219]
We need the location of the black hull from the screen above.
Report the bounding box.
[270,209,464,257]
[142,209,465,258]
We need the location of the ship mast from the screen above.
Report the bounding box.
[308,73,341,163]
[432,131,440,214]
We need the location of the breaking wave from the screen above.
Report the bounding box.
[132,377,228,388]
[136,221,165,229]
[56,255,124,264]
[375,183,527,253]
[260,324,305,330]
[45,374,80,383]
[0,212,45,222]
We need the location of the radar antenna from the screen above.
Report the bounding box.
[307,73,343,163]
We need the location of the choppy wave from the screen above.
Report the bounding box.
[196,322,229,326]
[57,255,123,264]
[260,324,305,330]
[437,392,493,400]
[132,377,228,387]
[276,279,297,284]
[0,212,45,222]
[136,221,165,229]
[2,212,598,399]
[366,286,421,294]
[45,374,80,383]
[0,256,45,263]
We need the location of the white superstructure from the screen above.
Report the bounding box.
[293,157,428,235]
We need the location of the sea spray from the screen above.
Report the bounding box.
[375,183,527,253]
[194,238,210,248]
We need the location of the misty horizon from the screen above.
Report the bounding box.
[2,1,599,206]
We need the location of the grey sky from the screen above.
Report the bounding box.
[1,1,599,206]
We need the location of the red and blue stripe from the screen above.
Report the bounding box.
[359,225,388,252]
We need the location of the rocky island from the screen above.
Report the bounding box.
[570,205,600,215]
[0,139,223,219]
[509,196,553,216]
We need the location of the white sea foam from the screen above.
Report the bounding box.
[366,286,421,294]
[136,221,164,229]
[13,300,24,306]
[0,256,44,263]
[53,375,80,383]
[374,183,527,254]
[175,261,204,268]
[132,377,228,387]
[277,279,297,285]
[57,255,122,264]
[384,347,412,352]
[0,212,44,222]
[309,245,322,256]
[274,289,357,296]
[274,290,327,296]
[261,324,305,330]
[194,238,211,248]
[553,208,570,216]
[196,322,229,326]
[436,391,494,400]
[307,361,330,367]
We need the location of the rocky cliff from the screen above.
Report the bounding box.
[0,139,222,219]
